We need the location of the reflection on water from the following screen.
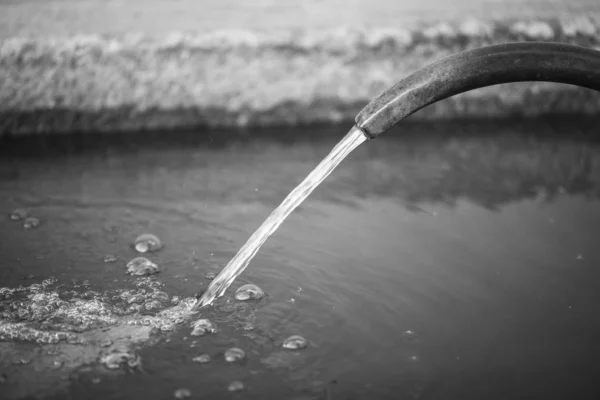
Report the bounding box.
[1,118,600,399]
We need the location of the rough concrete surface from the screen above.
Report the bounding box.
[0,0,599,134]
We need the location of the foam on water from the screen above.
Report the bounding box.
[0,275,201,375]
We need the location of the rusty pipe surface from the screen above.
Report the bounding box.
[355,42,600,139]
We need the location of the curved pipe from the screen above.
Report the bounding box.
[355,42,600,139]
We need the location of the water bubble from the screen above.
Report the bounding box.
[227,381,245,392]
[126,257,160,276]
[127,294,145,304]
[282,335,308,350]
[9,209,27,221]
[151,291,169,303]
[192,354,211,364]
[224,347,245,363]
[144,300,163,312]
[134,234,162,253]
[234,284,265,301]
[23,217,40,229]
[174,388,191,399]
[190,319,217,336]
[104,255,118,263]
[204,272,216,280]
[91,377,102,384]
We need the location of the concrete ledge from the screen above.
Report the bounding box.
[1,17,600,135]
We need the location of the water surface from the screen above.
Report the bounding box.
[1,118,600,399]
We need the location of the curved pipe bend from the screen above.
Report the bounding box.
[355,42,600,139]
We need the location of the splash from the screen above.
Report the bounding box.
[197,126,367,307]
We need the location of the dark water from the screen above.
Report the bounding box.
[2,118,600,399]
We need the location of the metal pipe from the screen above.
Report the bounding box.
[355,42,600,139]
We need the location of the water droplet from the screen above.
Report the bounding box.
[134,234,162,253]
[224,347,245,363]
[104,255,118,263]
[282,335,308,350]
[9,209,27,221]
[234,284,265,301]
[204,272,216,280]
[227,381,245,392]
[126,257,160,276]
[174,388,192,399]
[91,377,102,384]
[23,217,40,229]
[190,319,217,336]
[192,354,211,364]
[401,330,421,343]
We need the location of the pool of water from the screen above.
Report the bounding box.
[2,117,600,399]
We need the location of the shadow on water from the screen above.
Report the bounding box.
[2,116,600,399]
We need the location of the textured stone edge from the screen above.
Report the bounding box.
[1,16,600,135]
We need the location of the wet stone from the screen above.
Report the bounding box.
[224,347,245,363]
[174,388,192,399]
[234,284,265,301]
[282,335,308,350]
[9,209,27,221]
[190,319,216,336]
[104,255,118,263]
[228,381,245,392]
[134,234,163,253]
[126,257,160,276]
[192,354,211,364]
[151,291,169,303]
[23,217,40,229]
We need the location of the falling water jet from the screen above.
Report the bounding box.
[197,42,600,308]
[196,126,367,307]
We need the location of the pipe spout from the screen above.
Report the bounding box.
[355,42,600,139]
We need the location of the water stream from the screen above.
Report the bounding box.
[197,125,367,307]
